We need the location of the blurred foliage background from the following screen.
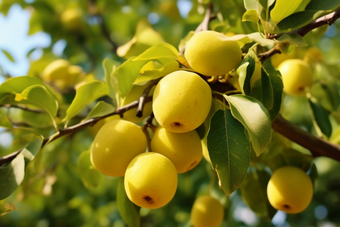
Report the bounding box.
[1,0,340,226]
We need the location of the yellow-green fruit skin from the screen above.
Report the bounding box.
[184,30,242,76]
[61,8,83,31]
[90,119,147,177]
[124,152,178,209]
[191,195,224,227]
[121,85,153,122]
[153,71,212,133]
[278,59,313,97]
[42,59,70,86]
[151,127,202,173]
[267,166,313,214]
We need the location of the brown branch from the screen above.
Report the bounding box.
[272,115,340,162]
[195,3,216,32]
[89,0,118,52]
[0,104,44,113]
[259,8,340,63]
[0,96,153,167]
[136,78,161,117]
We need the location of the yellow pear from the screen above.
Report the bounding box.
[42,59,71,89]
[267,166,313,214]
[278,59,313,96]
[152,70,212,133]
[61,8,84,31]
[184,30,242,76]
[90,119,147,177]
[124,152,178,209]
[151,127,202,173]
[191,195,224,227]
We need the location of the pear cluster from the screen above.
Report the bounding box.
[90,69,212,209]
[42,59,85,90]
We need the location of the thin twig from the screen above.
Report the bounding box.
[259,9,340,62]
[136,78,161,117]
[195,3,216,32]
[272,115,340,162]
[0,104,44,113]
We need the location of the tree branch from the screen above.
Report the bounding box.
[89,0,118,52]
[272,115,340,162]
[259,8,340,63]
[0,104,44,113]
[0,96,153,167]
[136,78,161,117]
[195,3,216,32]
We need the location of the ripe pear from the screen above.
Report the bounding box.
[267,166,313,214]
[61,8,84,31]
[278,59,313,97]
[190,195,224,227]
[184,30,242,76]
[90,119,147,177]
[124,152,178,209]
[151,127,202,173]
[120,84,153,122]
[42,59,71,88]
[152,70,212,133]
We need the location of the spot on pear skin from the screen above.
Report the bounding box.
[171,122,183,128]
[143,195,154,204]
[187,160,197,171]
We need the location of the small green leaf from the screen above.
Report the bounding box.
[259,68,274,111]
[117,177,141,227]
[85,101,116,121]
[225,94,272,156]
[308,98,332,138]
[237,54,256,95]
[240,168,277,221]
[270,0,303,23]
[132,42,179,61]
[0,114,13,129]
[77,150,103,188]
[1,49,15,62]
[242,9,259,23]
[275,10,316,33]
[0,199,18,216]
[103,58,118,99]
[247,33,276,48]
[207,109,251,196]
[0,153,25,200]
[64,80,109,121]
[262,61,284,120]
[277,34,307,47]
[134,58,179,85]
[110,58,147,98]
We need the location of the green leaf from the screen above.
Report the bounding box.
[306,0,340,11]
[1,49,15,62]
[242,9,259,23]
[277,34,307,47]
[110,58,147,98]
[20,85,59,117]
[247,33,276,48]
[237,54,256,95]
[0,153,25,200]
[103,58,117,99]
[262,61,284,120]
[0,199,18,216]
[0,114,13,129]
[275,10,316,33]
[85,101,116,121]
[64,80,109,121]
[308,98,332,138]
[225,94,272,156]
[134,58,179,85]
[259,68,274,111]
[207,110,251,196]
[117,177,141,227]
[270,0,303,23]
[240,168,277,221]
[77,150,103,188]
[132,42,178,61]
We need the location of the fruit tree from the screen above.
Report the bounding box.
[1,0,340,226]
